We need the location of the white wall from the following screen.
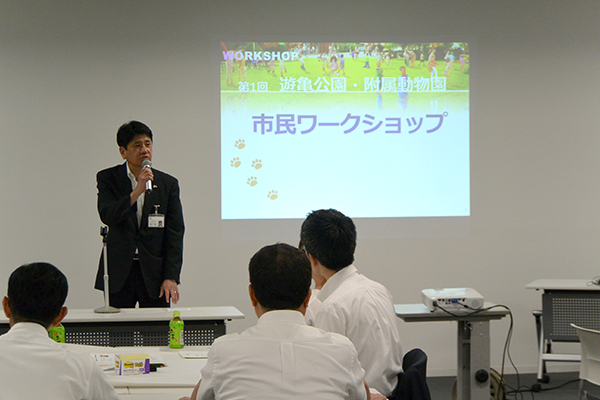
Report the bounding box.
[1,0,599,376]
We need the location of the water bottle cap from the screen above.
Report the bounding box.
[173,311,180,317]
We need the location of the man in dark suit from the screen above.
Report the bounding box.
[95,121,184,308]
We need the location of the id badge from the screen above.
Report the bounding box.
[148,205,165,228]
[148,214,165,228]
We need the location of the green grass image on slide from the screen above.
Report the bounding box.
[221,55,469,92]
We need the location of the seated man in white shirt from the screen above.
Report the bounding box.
[300,209,403,397]
[0,262,120,400]
[184,243,373,400]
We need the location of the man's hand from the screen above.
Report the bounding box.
[129,167,154,206]
[370,394,387,400]
[179,379,201,400]
[160,279,179,304]
[137,165,154,187]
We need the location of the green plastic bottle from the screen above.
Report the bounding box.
[169,310,184,348]
[49,323,65,343]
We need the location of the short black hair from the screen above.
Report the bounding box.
[249,243,311,311]
[300,209,356,271]
[7,262,68,328]
[116,120,153,148]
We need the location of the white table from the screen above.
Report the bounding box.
[395,303,509,400]
[66,344,208,398]
[526,279,600,383]
[0,307,244,347]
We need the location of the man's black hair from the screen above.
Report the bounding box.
[300,209,356,271]
[7,262,68,328]
[249,243,311,310]
[116,120,153,148]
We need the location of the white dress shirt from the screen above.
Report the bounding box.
[196,309,367,400]
[126,162,144,228]
[0,322,120,400]
[314,264,403,396]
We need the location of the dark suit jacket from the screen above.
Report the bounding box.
[95,162,184,299]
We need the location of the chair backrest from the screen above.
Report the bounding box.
[389,348,432,400]
[572,323,600,386]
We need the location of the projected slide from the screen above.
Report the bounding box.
[220,42,470,220]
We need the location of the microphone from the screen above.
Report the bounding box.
[142,160,152,194]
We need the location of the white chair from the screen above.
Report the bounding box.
[571,324,600,400]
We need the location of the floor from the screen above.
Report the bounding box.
[427,371,586,400]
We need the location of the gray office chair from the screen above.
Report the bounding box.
[572,323,600,400]
[388,348,431,400]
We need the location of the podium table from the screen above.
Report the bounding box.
[0,306,244,347]
[395,303,509,400]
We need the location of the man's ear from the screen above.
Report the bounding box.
[2,297,12,320]
[50,307,68,328]
[248,285,258,307]
[119,146,127,159]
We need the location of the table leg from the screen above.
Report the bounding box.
[457,320,491,400]
[537,327,545,381]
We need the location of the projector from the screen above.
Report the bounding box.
[421,288,484,312]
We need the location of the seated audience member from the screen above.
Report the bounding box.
[184,243,373,400]
[0,262,120,400]
[300,209,403,397]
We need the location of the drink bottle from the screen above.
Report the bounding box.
[169,310,184,348]
[49,323,65,343]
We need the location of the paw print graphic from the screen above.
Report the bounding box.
[247,176,258,187]
[267,190,278,200]
[235,139,245,149]
[230,157,241,168]
[251,159,263,170]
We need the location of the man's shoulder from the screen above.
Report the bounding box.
[296,326,362,364]
[212,324,358,356]
[320,270,394,315]
[306,325,357,348]
[333,269,388,297]
[355,272,390,293]
[152,168,179,184]
[97,163,125,179]
[207,330,246,351]
[212,331,242,343]
[0,332,96,368]
[62,346,102,366]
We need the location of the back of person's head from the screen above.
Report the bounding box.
[300,208,356,271]
[116,120,153,148]
[7,262,68,328]
[249,243,311,311]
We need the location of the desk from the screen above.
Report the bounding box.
[526,279,600,382]
[395,303,508,400]
[66,344,208,398]
[0,307,244,347]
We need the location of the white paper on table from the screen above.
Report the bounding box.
[179,350,209,359]
[92,353,115,370]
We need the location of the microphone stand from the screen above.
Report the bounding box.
[94,226,120,314]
